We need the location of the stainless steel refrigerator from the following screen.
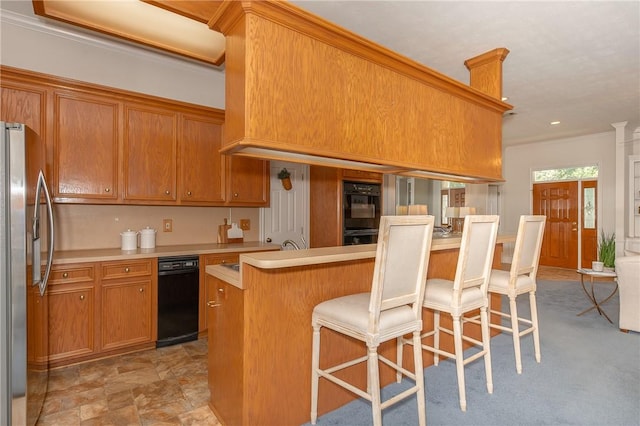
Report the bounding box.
[1,122,55,425]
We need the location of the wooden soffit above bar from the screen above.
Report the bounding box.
[209,1,513,183]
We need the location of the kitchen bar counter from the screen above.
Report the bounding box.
[206,234,515,289]
[52,241,280,264]
[204,235,513,425]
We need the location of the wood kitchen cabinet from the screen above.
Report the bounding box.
[1,65,271,207]
[46,263,99,366]
[1,79,48,203]
[310,166,343,248]
[342,169,383,183]
[124,105,178,203]
[199,253,240,333]
[52,91,120,202]
[225,156,269,206]
[100,259,156,352]
[207,275,244,426]
[179,113,225,204]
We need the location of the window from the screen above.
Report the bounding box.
[533,166,598,182]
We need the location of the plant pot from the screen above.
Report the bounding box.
[592,261,604,272]
[280,176,292,190]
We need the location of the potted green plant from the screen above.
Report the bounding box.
[278,168,292,190]
[597,231,616,270]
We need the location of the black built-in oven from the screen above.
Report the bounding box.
[343,181,381,245]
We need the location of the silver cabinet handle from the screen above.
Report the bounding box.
[165,190,170,195]
[139,288,144,293]
[124,267,130,273]
[80,295,85,301]
[187,191,192,196]
[62,272,69,278]
[207,301,222,308]
[105,188,110,193]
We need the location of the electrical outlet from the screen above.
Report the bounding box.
[163,219,173,232]
[240,219,251,231]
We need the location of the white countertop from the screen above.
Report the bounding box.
[53,242,281,264]
[205,234,515,289]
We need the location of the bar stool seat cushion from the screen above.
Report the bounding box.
[314,293,419,340]
[489,270,535,293]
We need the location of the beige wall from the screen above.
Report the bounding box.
[52,204,260,251]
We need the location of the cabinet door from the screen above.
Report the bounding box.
[180,114,225,204]
[46,263,98,363]
[48,284,96,362]
[226,156,269,206]
[101,279,153,350]
[199,253,240,331]
[310,166,343,247]
[53,92,120,201]
[1,82,48,203]
[124,105,177,202]
[207,278,244,426]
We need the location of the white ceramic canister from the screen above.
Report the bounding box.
[139,226,157,249]
[121,229,138,251]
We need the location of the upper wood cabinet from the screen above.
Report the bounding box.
[180,113,225,204]
[226,156,269,206]
[1,80,48,203]
[124,105,178,203]
[52,91,120,202]
[0,65,270,207]
[309,166,343,248]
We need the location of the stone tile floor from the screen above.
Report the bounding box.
[37,338,220,426]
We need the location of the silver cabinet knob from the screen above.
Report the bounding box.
[139,288,144,293]
[80,294,85,301]
[62,272,69,278]
[165,190,170,195]
[105,188,111,193]
[187,191,192,196]
[124,267,130,273]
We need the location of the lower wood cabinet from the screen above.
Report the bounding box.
[199,253,240,333]
[45,259,156,367]
[100,259,156,351]
[46,263,98,365]
[207,275,244,426]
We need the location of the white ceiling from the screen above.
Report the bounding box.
[3,1,639,147]
[290,1,640,146]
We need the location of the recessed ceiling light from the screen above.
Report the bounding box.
[550,121,561,125]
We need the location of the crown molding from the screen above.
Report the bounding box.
[1,8,221,73]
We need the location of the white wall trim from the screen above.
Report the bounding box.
[1,9,218,74]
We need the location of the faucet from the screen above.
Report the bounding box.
[282,239,301,250]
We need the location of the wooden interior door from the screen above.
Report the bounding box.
[581,181,598,268]
[533,181,578,268]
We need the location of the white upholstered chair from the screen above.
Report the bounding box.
[616,254,640,333]
[485,215,546,374]
[310,215,435,426]
[399,214,499,412]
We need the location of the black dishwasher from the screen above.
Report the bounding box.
[157,256,199,348]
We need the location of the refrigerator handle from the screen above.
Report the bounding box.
[32,170,54,296]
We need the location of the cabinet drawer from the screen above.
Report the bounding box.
[101,259,153,280]
[342,169,383,182]
[202,254,240,266]
[49,264,96,285]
